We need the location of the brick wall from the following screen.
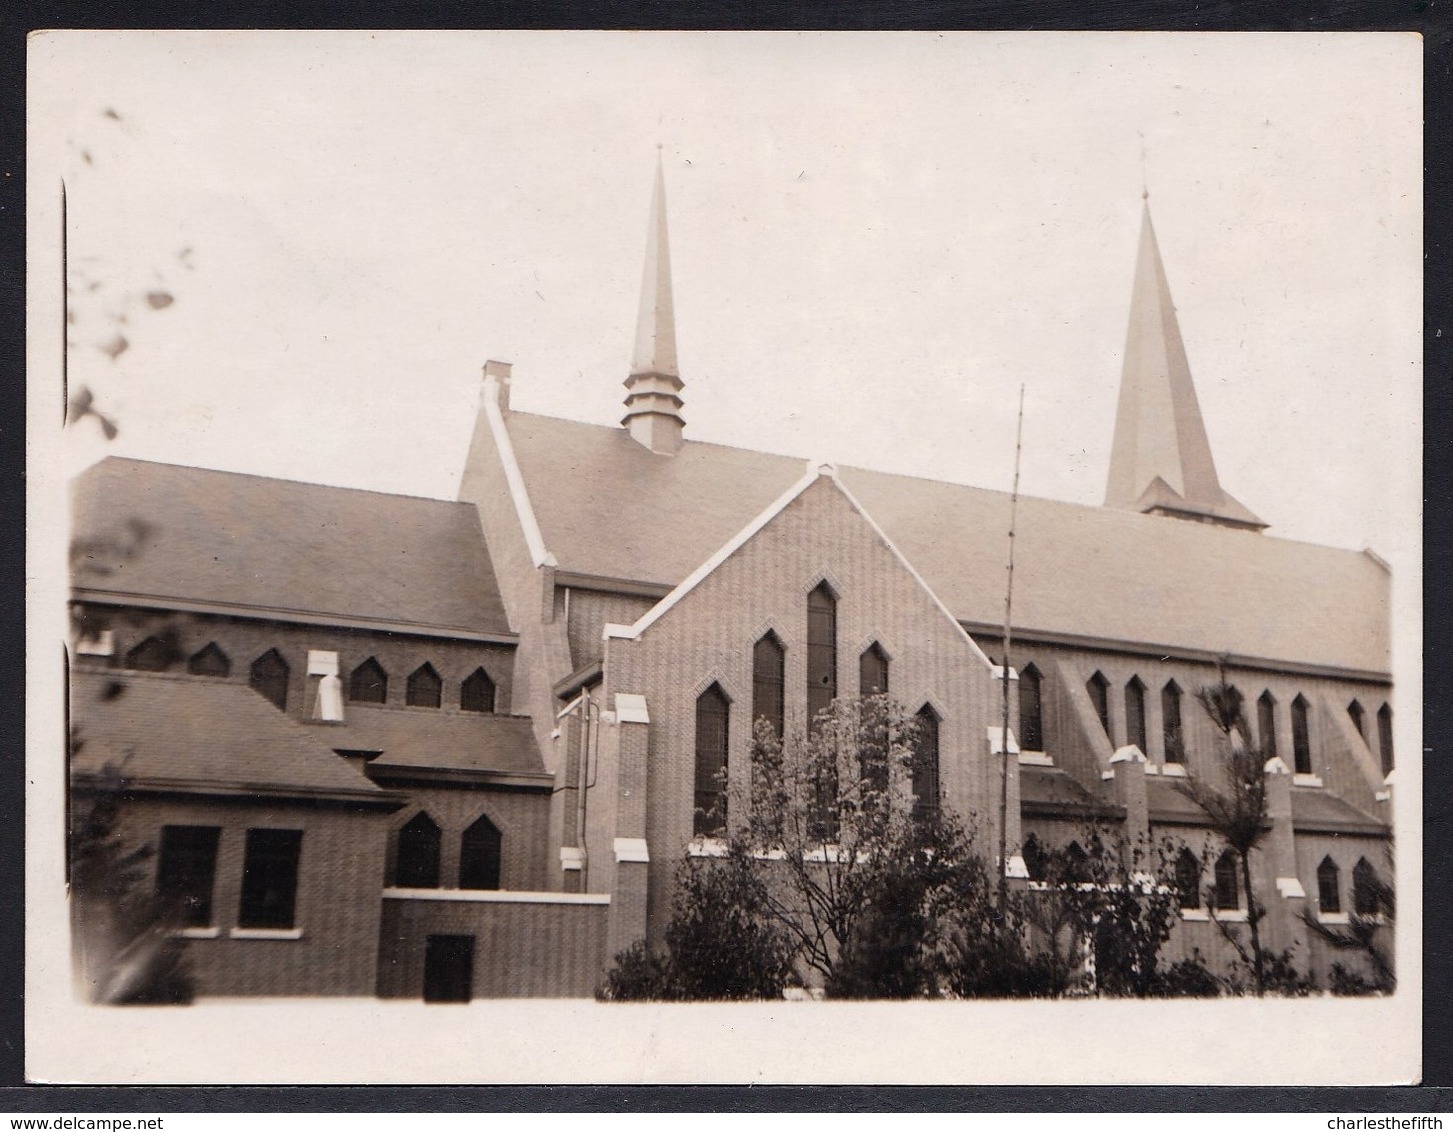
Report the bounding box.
[376,891,609,998]
[601,475,998,941]
[379,783,552,892]
[107,794,393,997]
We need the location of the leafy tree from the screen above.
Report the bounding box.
[1016,831,1193,997]
[68,755,193,1005]
[598,852,794,1001]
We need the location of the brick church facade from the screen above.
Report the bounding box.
[68,165,1395,1000]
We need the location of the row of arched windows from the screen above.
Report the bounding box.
[1024,837,1387,920]
[393,811,503,891]
[693,582,941,839]
[1069,670,1393,779]
[119,635,500,716]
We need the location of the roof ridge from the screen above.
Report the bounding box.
[507,411,1379,558]
[84,455,476,509]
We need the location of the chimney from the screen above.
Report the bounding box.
[622,154,685,455]
[484,359,513,413]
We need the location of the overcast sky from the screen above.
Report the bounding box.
[32,31,1420,556]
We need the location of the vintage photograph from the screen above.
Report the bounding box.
[27,31,1420,1083]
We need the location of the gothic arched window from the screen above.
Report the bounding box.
[188,642,231,678]
[1087,672,1110,737]
[461,667,496,713]
[911,705,941,820]
[406,663,442,708]
[1125,677,1147,752]
[1176,848,1202,909]
[1019,663,1044,751]
[349,657,388,704]
[1162,680,1184,763]
[460,814,503,890]
[859,642,889,696]
[1317,856,1341,914]
[395,811,442,888]
[1258,691,1278,758]
[694,684,730,838]
[1291,694,1312,775]
[249,648,289,711]
[752,633,785,740]
[1213,851,1240,911]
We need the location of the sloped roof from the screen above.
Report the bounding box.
[1020,764,1122,819]
[1146,775,1212,825]
[72,458,510,636]
[328,704,547,781]
[504,413,1390,674]
[69,669,389,803]
[1290,789,1389,836]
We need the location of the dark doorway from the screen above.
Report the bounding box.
[423,934,475,1003]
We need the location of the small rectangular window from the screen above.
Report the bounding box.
[239,828,303,930]
[156,825,221,928]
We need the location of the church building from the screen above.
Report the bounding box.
[68,162,1395,1000]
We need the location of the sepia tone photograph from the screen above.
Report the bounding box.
[26,30,1420,1083]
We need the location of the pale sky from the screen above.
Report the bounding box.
[32,31,1420,555]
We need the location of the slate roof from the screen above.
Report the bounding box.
[327,704,547,782]
[72,458,510,636]
[504,412,1390,674]
[1290,789,1389,836]
[69,669,390,803]
[1146,775,1212,825]
[1020,764,1123,819]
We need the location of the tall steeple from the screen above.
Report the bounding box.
[1104,196,1266,531]
[622,152,686,455]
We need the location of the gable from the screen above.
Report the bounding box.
[506,412,1389,675]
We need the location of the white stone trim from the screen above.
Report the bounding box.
[1017,750,1054,767]
[1004,854,1029,879]
[1375,789,1392,803]
[1317,911,1351,925]
[606,465,821,641]
[1179,908,1211,922]
[1293,773,1325,788]
[1276,876,1307,899]
[986,726,1020,755]
[481,374,557,569]
[1110,744,1146,764]
[687,837,730,858]
[602,463,997,675]
[229,927,304,940]
[306,649,339,677]
[830,474,996,671]
[1211,908,1249,923]
[559,846,585,871]
[991,665,1018,681]
[1161,763,1188,777]
[556,694,585,720]
[177,926,220,939]
[614,837,650,863]
[614,693,650,725]
[384,886,609,905]
[1264,755,1292,776]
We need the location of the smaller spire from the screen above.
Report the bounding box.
[622,152,686,455]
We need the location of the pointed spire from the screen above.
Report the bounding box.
[1104,198,1266,531]
[622,150,686,455]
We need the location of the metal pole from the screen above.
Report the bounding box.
[997,385,1025,910]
